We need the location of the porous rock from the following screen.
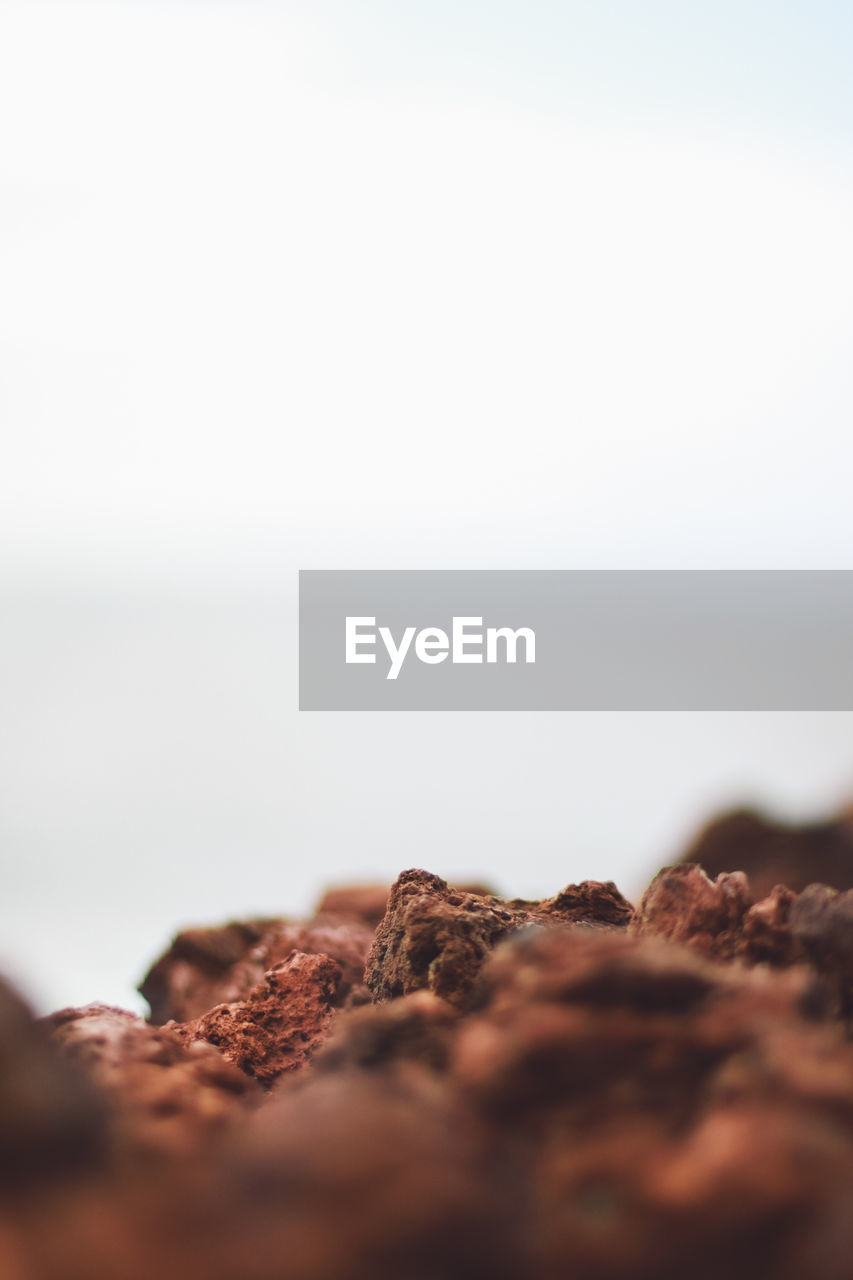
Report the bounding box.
[8,858,853,1280]
[141,916,375,1024]
[365,868,632,1009]
[46,1003,255,1156]
[630,864,853,1018]
[170,949,347,1086]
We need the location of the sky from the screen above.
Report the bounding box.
[1,0,853,573]
[1,1,853,1011]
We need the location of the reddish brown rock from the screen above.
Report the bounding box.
[141,916,375,1025]
[454,928,831,1121]
[736,883,804,967]
[139,919,275,1024]
[170,950,347,1087]
[9,858,853,1280]
[314,884,390,927]
[788,883,853,1016]
[451,928,853,1280]
[365,870,521,1009]
[630,864,853,1021]
[629,863,753,958]
[680,805,853,898]
[523,878,634,925]
[317,990,459,1074]
[366,868,633,1009]
[314,881,500,930]
[46,1003,256,1156]
[215,1067,518,1280]
[0,977,106,1187]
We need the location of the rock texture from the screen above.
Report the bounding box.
[630,863,755,958]
[46,1003,256,1155]
[365,868,632,1009]
[168,950,347,1086]
[141,916,375,1025]
[631,863,853,1020]
[7,852,853,1280]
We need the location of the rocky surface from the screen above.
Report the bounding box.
[0,978,106,1187]
[365,868,632,1009]
[632,863,853,1020]
[141,916,375,1025]
[451,927,853,1280]
[46,1003,256,1156]
[630,863,754,958]
[680,804,853,897]
[5,840,853,1279]
[168,949,348,1087]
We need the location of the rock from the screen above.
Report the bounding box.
[314,882,502,931]
[9,858,853,1280]
[453,927,831,1121]
[679,805,853,898]
[515,879,634,926]
[630,865,853,1021]
[736,883,804,967]
[46,1003,256,1156]
[317,990,459,1074]
[366,868,633,1009]
[628,863,753,958]
[314,884,390,927]
[170,950,347,1087]
[216,1067,518,1280]
[789,884,853,1016]
[0,977,106,1186]
[140,916,375,1024]
[138,919,276,1024]
[451,927,853,1280]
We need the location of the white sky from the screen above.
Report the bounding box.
[1,0,852,573]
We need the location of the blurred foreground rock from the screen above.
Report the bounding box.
[680,805,853,898]
[4,835,853,1279]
